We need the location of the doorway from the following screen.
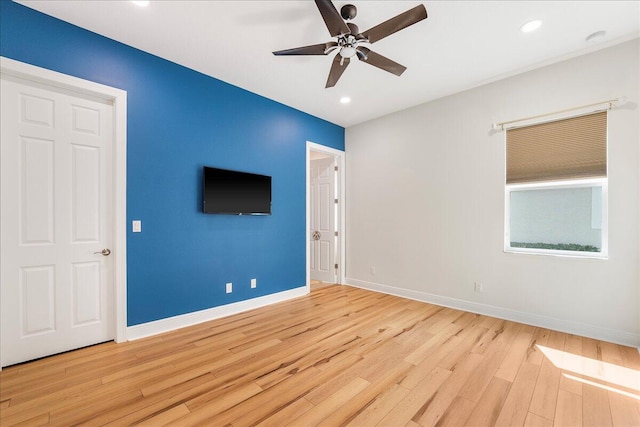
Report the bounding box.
[306,141,345,291]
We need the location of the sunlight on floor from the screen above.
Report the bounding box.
[563,373,640,400]
[537,344,640,400]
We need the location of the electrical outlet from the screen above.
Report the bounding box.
[251,278,257,289]
[370,267,376,275]
[226,282,232,293]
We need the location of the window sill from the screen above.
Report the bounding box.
[504,247,608,260]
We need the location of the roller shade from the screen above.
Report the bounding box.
[506,111,607,184]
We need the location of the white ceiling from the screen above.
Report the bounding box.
[17,1,640,127]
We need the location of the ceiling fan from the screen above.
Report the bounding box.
[273,0,428,88]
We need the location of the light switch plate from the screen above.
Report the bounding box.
[132,220,142,233]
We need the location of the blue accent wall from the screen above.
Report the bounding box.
[1,1,345,326]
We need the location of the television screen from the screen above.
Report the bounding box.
[203,166,271,215]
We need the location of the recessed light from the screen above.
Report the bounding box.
[520,19,542,33]
[339,97,351,104]
[131,1,150,7]
[586,30,607,44]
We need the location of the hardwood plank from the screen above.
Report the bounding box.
[458,339,510,402]
[0,398,10,410]
[213,366,327,426]
[608,390,640,427]
[463,376,512,427]
[494,320,524,345]
[185,382,263,418]
[2,354,127,402]
[48,388,143,426]
[0,285,634,427]
[599,341,623,365]
[471,320,504,354]
[303,370,359,406]
[529,354,562,420]
[554,389,582,427]
[431,396,476,427]
[7,413,49,427]
[100,373,218,426]
[377,367,452,426]
[415,352,485,426]
[0,378,103,424]
[392,322,436,350]
[583,383,613,427]
[255,397,314,427]
[315,360,414,426]
[619,345,640,370]
[525,411,553,427]
[135,403,191,427]
[404,322,462,366]
[142,339,279,397]
[437,325,489,371]
[345,383,411,426]
[168,345,233,372]
[476,313,503,331]
[255,335,364,389]
[222,349,364,426]
[495,328,535,382]
[286,377,370,426]
[524,328,551,366]
[351,336,415,383]
[560,334,583,396]
[452,311,481,328]
[399,333,463,390]
[495,362,541,427]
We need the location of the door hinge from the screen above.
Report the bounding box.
[334,166,338,171]
[334,231,338,237]
[334,263,339,270]
[334,198,338,204]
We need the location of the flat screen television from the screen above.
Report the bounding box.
[203,166,272,215]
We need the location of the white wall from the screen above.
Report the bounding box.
[345,40,640,346]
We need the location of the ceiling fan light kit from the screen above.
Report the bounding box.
[273,0,428,88]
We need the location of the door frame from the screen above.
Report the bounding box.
[0,57,128,367]
[306,141,345,290]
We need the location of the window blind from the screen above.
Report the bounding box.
[506,111,607,184]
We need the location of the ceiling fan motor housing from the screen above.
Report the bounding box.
[340,4,357,20]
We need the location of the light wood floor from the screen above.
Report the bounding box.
[1,285,639,426]
[311,279,334,290]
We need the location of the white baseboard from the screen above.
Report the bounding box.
[346,277,639,348]
[126,286,309,341]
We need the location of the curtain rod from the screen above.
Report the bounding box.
[492,96,626,131]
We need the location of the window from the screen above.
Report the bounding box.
[505,111,608,257]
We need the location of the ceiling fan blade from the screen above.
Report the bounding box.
[315,0,351,37]
[361,4,427,44]
[356,47,406,76]
[273,42,337,56]
[326,54,350,88]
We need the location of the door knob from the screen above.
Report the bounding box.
[312,231,321,241]
[94,248,111,256]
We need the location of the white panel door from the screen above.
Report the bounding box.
[1,77,114,366]
[310,157,336,283]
